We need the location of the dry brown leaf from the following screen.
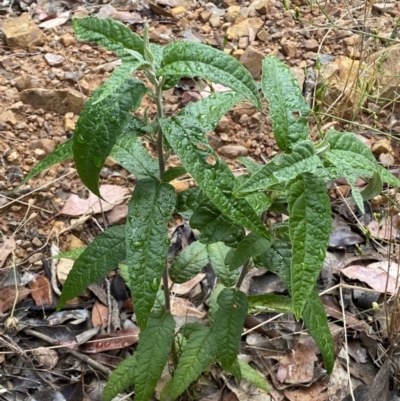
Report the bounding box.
[276,346,317,384]
[327,359,348,401]
[57,258,75,285]
[0,237,16,268]
[0,285,31,313]
[170,297,206,318]
[367,220,397,241]
[60,184,129,216]
[341,263,398,294]
[39,11,70,28]
[76,328,140,354]
[321,295,370,331]
[30,275,53,306]
[92,300,108,329]
[284,381,328,401]
[169,273,206,295]
[149,2,174,17]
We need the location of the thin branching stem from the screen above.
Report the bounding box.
[236,260,250,289]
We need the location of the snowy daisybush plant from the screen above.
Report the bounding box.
[23,16,400,401]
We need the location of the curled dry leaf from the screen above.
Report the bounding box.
[170,296,206,318]
[38,11,70,28]
[0,237,16,268]
[47,309,90,326]
[60,184,129,216]
[0,285,31,313]
[76,328,140,354]
[30,275,53,307]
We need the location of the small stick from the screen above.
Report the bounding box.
[24,329,112,377]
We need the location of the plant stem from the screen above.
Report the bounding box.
[153,73,170,311]
[155,82,165,177]
[236,260,251,289]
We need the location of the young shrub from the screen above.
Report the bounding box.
[23,16,400,401]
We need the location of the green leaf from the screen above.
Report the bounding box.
[226,358,242,381]
[73,78,149,196]
[245,192,274,215]
[160,117,269,240]
[126,178,176,329]
[134,310,175,401]
[323,130,400,212]
[229,232,271,271]
[103,354,136,401]
[50,247,86,260]
[169,241,209,284]
[214,288,247,371]
[209,284,225,326]
[261,56,310,152]
[158,42,261,109]
[258,244,334,373]
[16,138,72,190]
[288,174,331,319]
[258,242,334,373]
[166,324,217,400]
[180,91,245,132]
[57,226,126,310]
[190,200,245,247]
[302,288,335,373]
[207,242,239,287]
[236,141,323,196]
[237,359,269,392]
[92,63,145,105]
[247,294,293,314]
[73,17,144,62]
[111,136,158,179]
[176,187,208,219]
[240,157,263,174]
[162,166,187,183]
[258,241,292,290]
[361,172,383,201]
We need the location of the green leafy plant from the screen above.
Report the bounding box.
[23,16,400,401]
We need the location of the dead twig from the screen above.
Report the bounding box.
[23,328,112,377]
